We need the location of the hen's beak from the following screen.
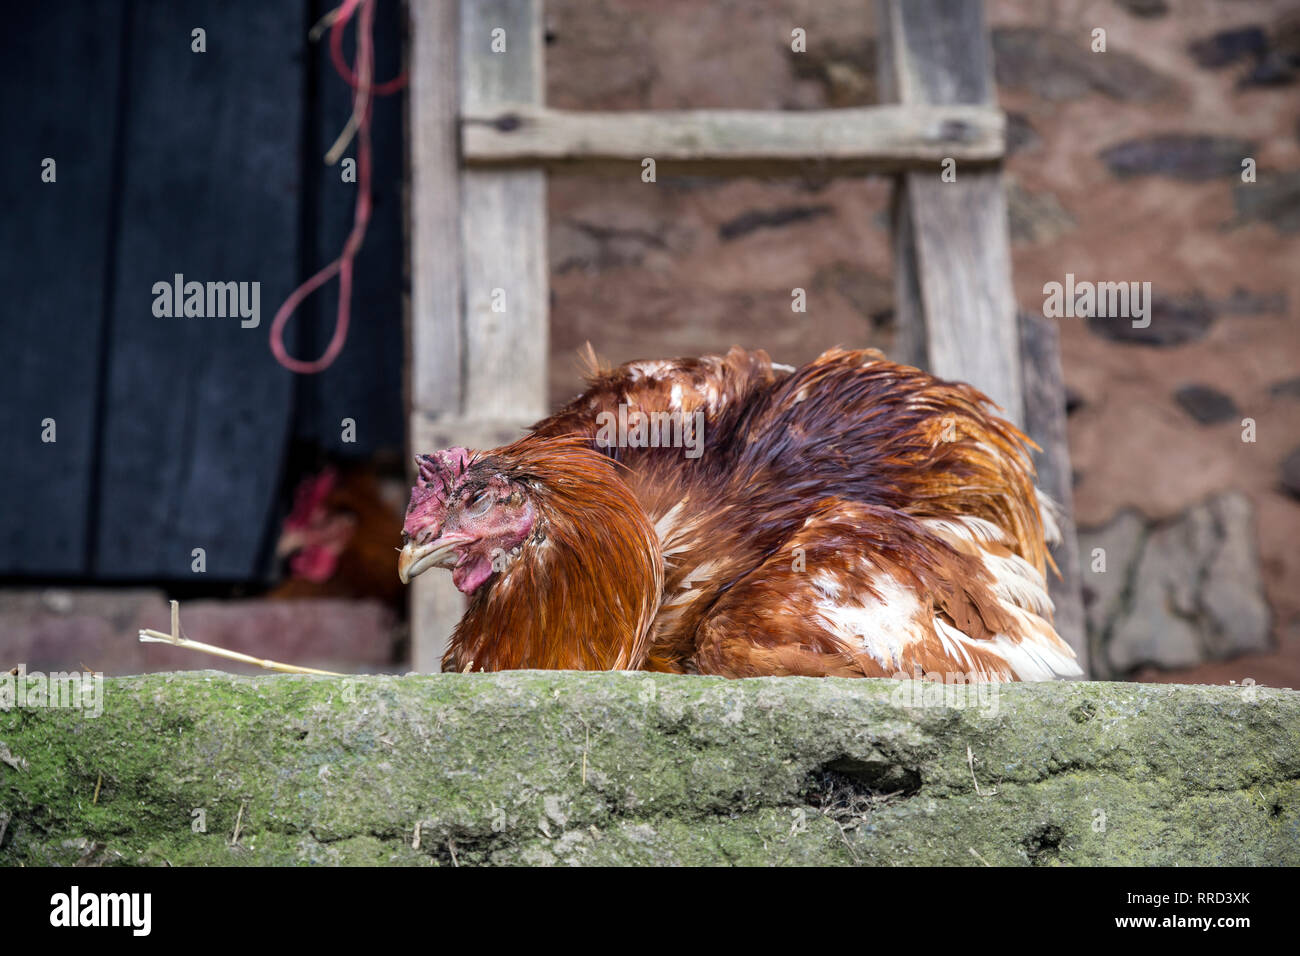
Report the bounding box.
[397,536,465,584]
[276,529,306,558]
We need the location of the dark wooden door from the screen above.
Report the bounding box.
[0,0,405,582]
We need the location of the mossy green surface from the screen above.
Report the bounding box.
[1,671,1296,865]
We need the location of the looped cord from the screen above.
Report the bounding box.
[269,0,407,375]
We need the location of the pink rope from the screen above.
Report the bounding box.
[269,0,407,375]
[330,0,406,95]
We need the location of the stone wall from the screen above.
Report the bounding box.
[2,672,1296,865]
[1080,491,1273,679]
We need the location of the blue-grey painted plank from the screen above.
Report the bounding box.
[94,0,305,579]
[0,1,127,575]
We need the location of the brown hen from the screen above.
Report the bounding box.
[399,347,1081,681]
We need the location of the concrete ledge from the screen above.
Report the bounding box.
[1,672,1297,865]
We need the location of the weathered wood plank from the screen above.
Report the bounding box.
[459,0,548,426]
[408,0,464,419]
[94,0,303,579]
[407,0,467,672]
[462,103,1005,171]
[0,0,127,575]
[1020,312,1088,675]
[903,173,1021,419]
[877,0,1023,424]
[459,176,548,421]
[886,186,927,372]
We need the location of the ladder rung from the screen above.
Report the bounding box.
[461,104,1005,172]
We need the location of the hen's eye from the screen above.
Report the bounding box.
[466,490,493,518]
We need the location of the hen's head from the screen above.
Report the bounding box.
[277,468,357,583]
[398,447,537,593]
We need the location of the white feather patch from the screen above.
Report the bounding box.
[982,606,1082,680]
[815,572,926,671]
[1036,489,1063,546]
[980,550,1056,618]
[653,500,690,558]
[920,515,1009,546]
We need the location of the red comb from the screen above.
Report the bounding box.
[416,447,472,489]
[404,448,473,537]
[286,468,338,529]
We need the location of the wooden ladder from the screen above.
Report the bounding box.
[407,0,1088,677]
